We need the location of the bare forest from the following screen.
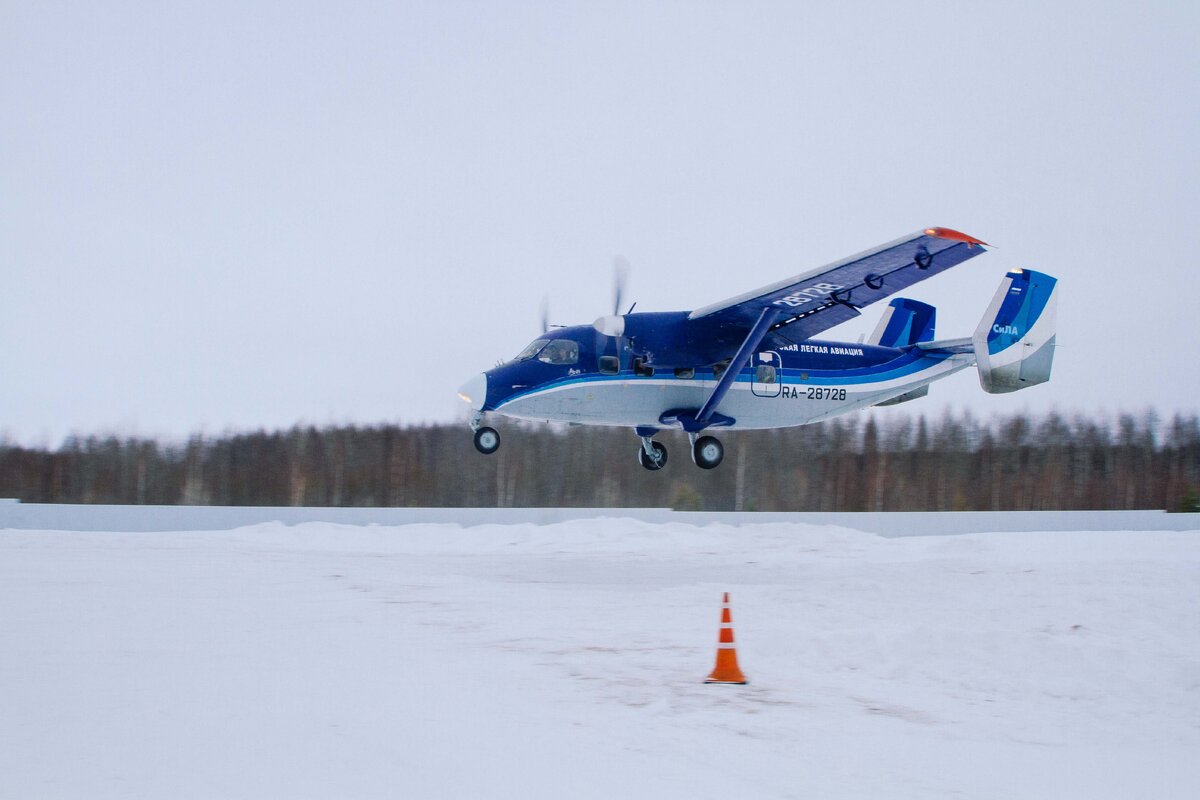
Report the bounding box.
[2,411,1198,513]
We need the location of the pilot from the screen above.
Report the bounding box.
[540,341,572,364]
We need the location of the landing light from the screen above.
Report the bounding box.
[457,373,487,411]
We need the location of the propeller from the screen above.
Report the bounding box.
[539,256,634,338]
[595,256,632,337]
[612,255,630,316]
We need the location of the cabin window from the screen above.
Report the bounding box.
[713,361,729,381]
[515,339,549,361]
[633,357,654,377]
[756,364,777,384]
[598,355,620,374]
[674,367,694,379]
[537,339,579,365]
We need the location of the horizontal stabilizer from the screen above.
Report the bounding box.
[916,336,973,354]
[875,384,930,406]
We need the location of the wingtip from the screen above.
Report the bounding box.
[924,227,990,247]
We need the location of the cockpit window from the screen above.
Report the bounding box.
[537,339,579,365]
[515,339,550,361]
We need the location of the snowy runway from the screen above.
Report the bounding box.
[2,519,1198,799]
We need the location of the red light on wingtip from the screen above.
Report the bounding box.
[924,227,989,247]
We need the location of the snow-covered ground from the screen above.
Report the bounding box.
[1,519,1197,799]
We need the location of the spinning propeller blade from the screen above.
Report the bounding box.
[592,255,634,338]
[612,255,630,317]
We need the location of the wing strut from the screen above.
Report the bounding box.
[662,305,781,432]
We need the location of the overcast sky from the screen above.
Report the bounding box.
[3,1,1198,444]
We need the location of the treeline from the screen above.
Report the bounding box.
[2,410,1199,512]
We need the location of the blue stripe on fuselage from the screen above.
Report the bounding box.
[490,345,952,409]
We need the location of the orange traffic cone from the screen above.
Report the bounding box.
[705,592,747,684]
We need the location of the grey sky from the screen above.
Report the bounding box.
[3,1,1198,444]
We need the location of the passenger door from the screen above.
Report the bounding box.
[751,351,782,397]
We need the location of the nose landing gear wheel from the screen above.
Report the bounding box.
[691,435,724,469]
[473,426,500,454]
[637,441,668,471]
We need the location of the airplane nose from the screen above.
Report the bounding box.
[457,373,487,411]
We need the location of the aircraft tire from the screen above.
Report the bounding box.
[691,436,724,469]
[637,441,668,471]
[473,426,501,455]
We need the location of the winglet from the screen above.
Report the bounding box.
[924,227,989,247]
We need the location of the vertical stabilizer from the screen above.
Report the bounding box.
[868,298,937,347]
[973,269,1058,393]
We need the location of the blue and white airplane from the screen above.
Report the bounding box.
[458,228,1058,470]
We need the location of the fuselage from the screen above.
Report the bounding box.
[471,325,973,430]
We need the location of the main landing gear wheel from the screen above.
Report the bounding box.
[473,426,500,455]
[637,441,668,471]
[691,435,724,469]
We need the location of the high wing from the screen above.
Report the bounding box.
[689,227,989,345]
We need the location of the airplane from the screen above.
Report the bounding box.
[457,228,1058,470]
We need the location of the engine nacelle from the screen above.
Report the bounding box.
[592,311,737,368]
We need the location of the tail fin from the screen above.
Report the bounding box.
[868,298,936,347]
[972,269,1058,393]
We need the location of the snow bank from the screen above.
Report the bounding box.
[4,501,1197,533]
